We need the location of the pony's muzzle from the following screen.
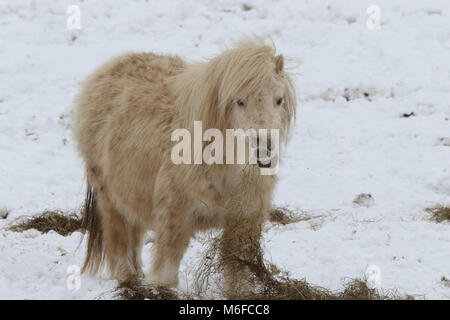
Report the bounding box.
[256,137,274,168]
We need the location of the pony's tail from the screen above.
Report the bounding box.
[81,183,104,275]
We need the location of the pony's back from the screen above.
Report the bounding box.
[73,53,184,186]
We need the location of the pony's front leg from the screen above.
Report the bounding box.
[220,211,265,298]
[146,199,193,288]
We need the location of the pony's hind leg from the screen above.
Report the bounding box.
[146,204,192,288]
[98,191,145,283]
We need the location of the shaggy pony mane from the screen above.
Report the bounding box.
[171,40,296,139]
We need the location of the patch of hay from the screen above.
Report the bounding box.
[8,210,83,236]
[426,206,450,223]
[194,217,407,300]
[193,169,408,300]
[193,226,407,300]
[115,281,181,300]
[336,278,402,300]
[269,207,312,225]
[240,276,395,300]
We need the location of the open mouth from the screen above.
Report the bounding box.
[256,147,275,168]
[257,158,272,168]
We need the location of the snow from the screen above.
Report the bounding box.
[0,0,449,299]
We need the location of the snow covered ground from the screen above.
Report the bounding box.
[0,0,449,299]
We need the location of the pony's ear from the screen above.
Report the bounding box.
[274,54,284,74]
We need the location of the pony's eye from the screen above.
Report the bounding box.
[276,97,283,105]
[236,99,245,107]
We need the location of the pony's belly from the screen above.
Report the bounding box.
[188,196,228,231]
